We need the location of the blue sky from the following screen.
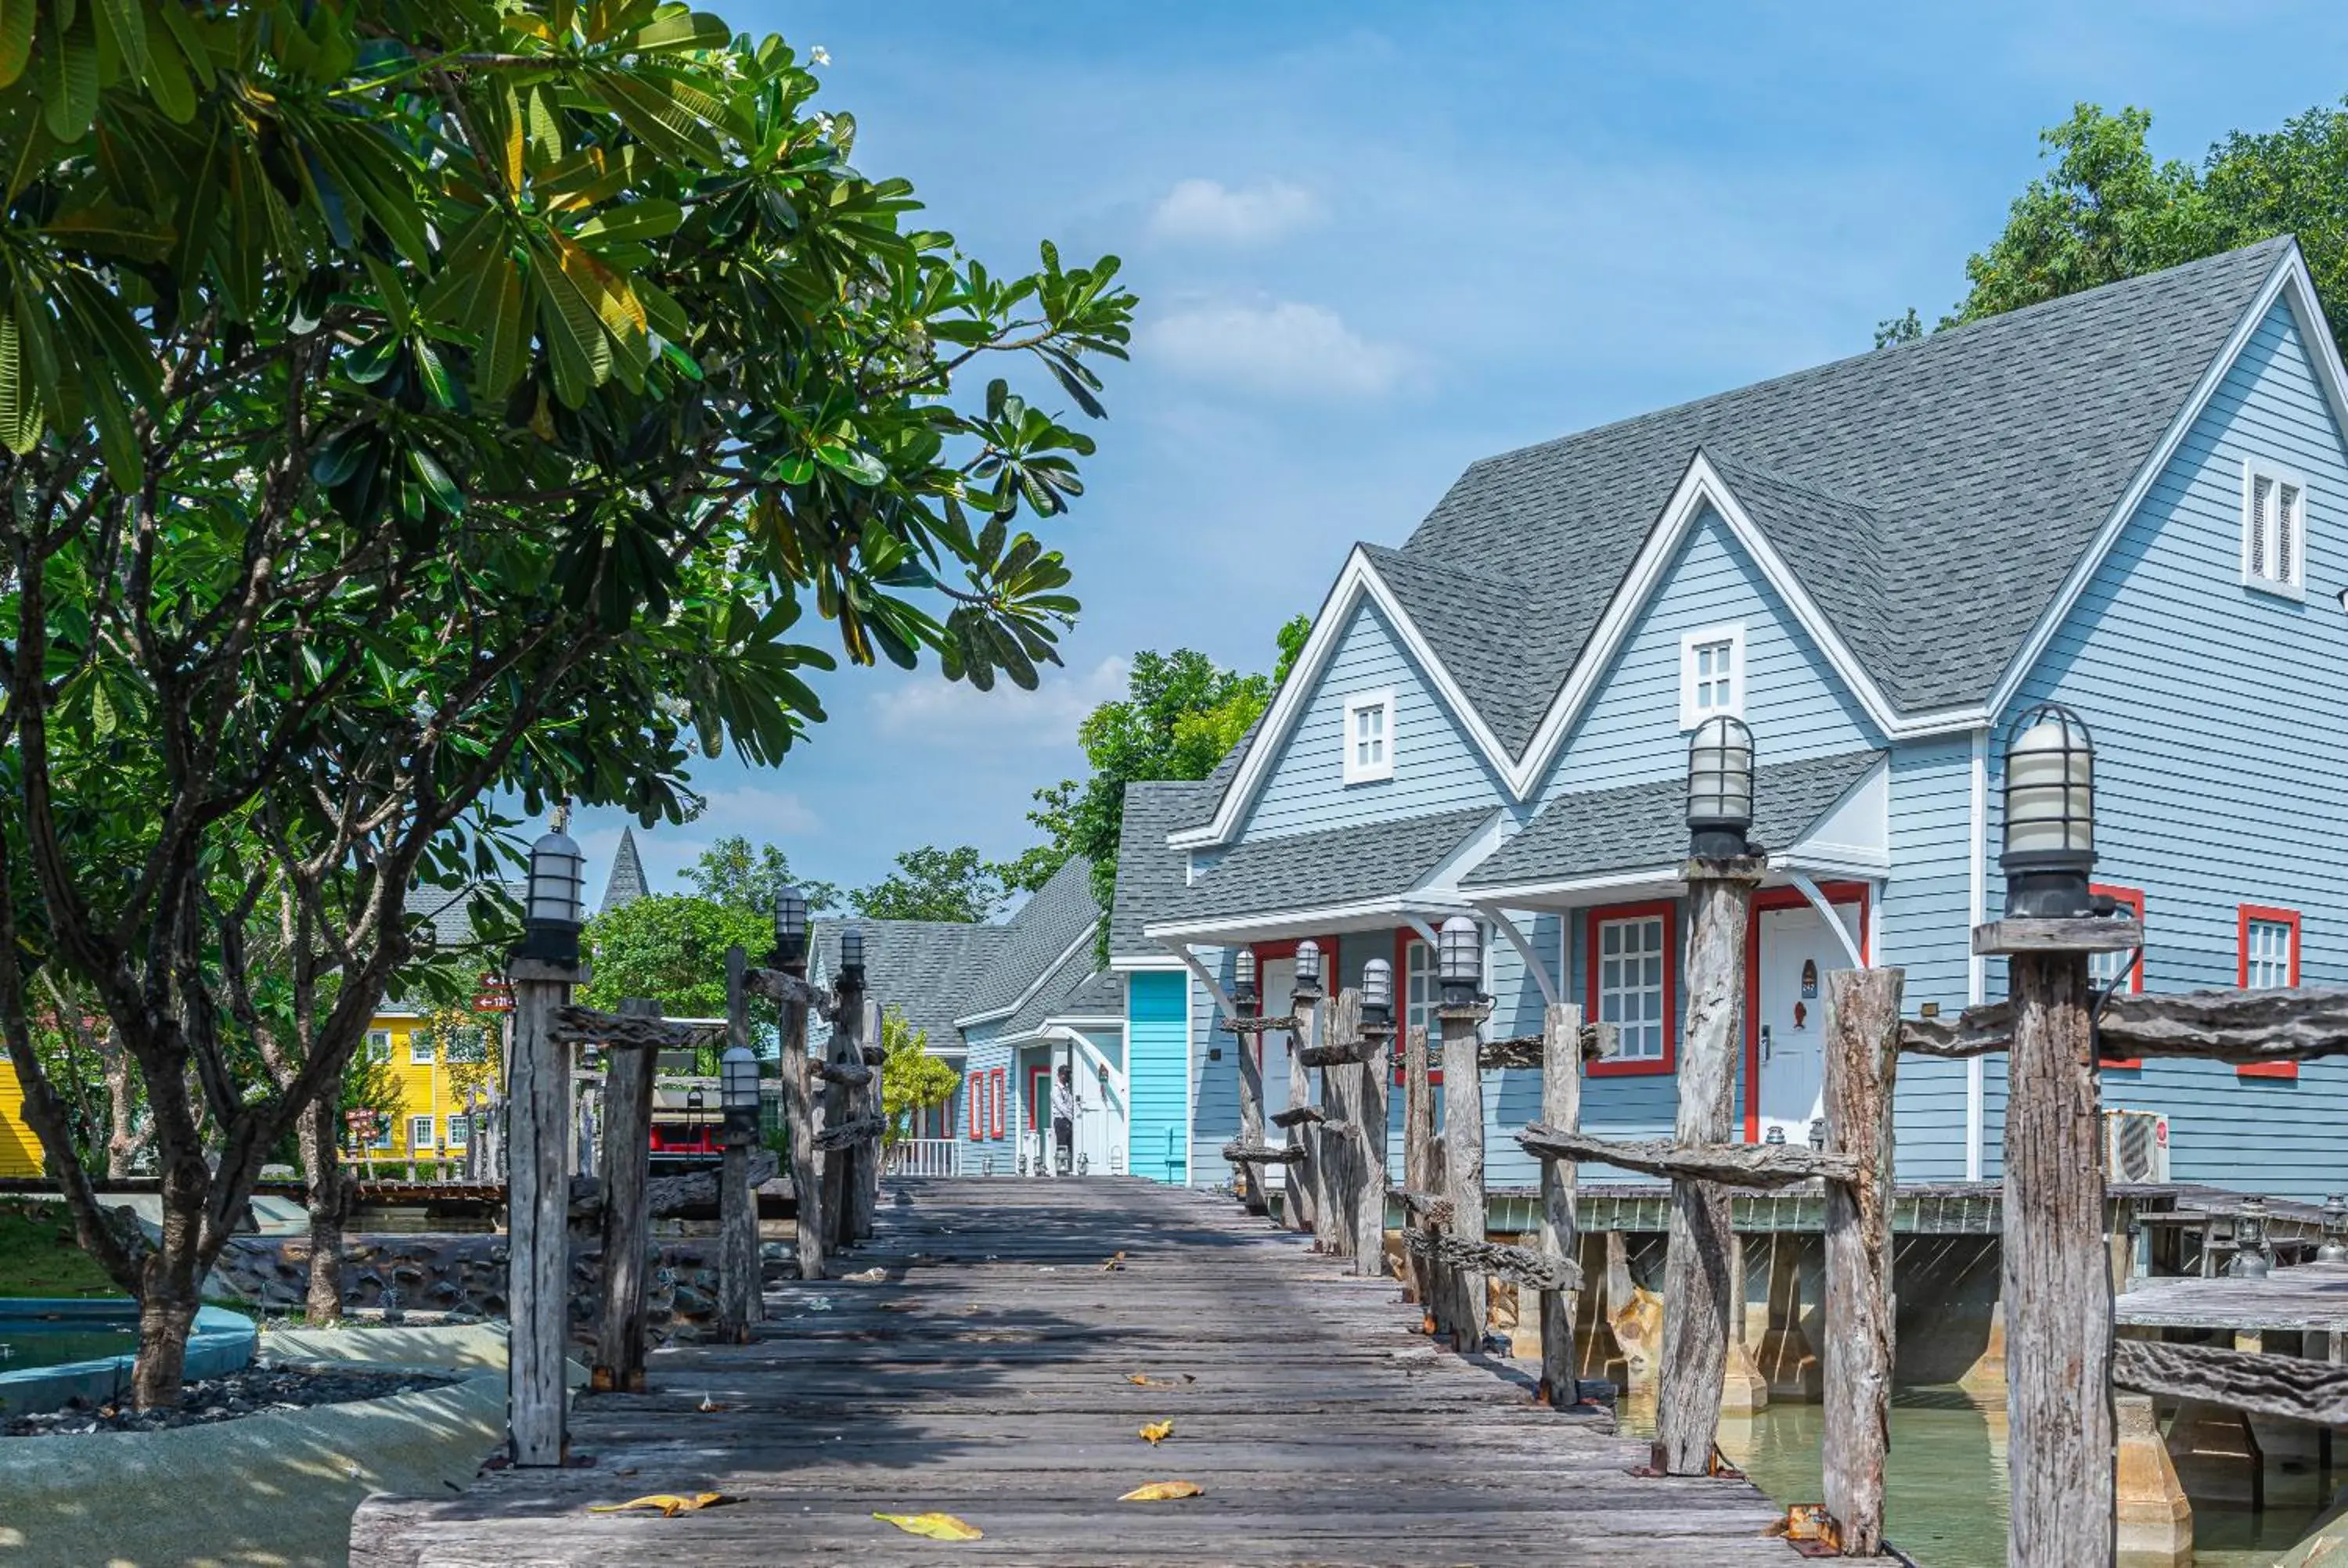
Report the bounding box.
[571,0,2348,908]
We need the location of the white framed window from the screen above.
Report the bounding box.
[1403,938,1436,1039]
[1341,689,1395,785]
[409,1033,435,1065]
[2245,915,2297,990]
[2242,459,2308,599]
[369,1115,394,1151]
[366,1030,391,1063]
[407,1113,437,1152]
[445,1114,470,1147]
[1596,914,1669,1063]
[1678,623,1745,728]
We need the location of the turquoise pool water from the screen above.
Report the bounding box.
[0,1325,139,1372]
[0,1302,254,1416]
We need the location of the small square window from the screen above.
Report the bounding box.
[408,1113,437,1152]
[366,1030,391,1063]
[2243,459,2308,599]
[2238,904,2302,1079]
[445,1114,470,1147]
[1596,914,1669,1063]
[409,1034,435,1065]
[1341,690,1395,785]
[1678,624,1745,728]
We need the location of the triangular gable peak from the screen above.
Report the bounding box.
[1172,240,2335,850]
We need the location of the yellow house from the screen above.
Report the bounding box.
[0,1056,40,1177]
[358,1012,501,1163]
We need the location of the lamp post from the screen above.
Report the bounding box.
[1356,957,1396,1278]
[1980,703,2138,1568]
[772,886,823,1281]
[2229,1197,2272,1279]
[2321,1196,2348,1264]
[823,925,869,1250]
[1234,948,1260,1012]
[715,1030,763,1342]
[1361,958,1393,1028]
[506,822,589,1468]
[772,883,808,969]
[1287,940,1325,1237]
[1434,915,1490,1350]
[1653,719,1766,1476]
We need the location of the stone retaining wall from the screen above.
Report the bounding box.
[210,1232,728,1343]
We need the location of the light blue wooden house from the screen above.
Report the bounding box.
[1117,236,2348,1200]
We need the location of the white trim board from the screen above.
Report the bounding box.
[951,920,1101,1030]
[1171,246,2321,852]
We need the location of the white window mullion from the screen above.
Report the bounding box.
[2244,459,2309,599]
[1341,689,1396,785]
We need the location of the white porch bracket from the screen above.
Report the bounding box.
[1164,940,1241,1022]
[1406,917,1443,951]
[1475,903,1561,1009]
[1788,869,1866,971]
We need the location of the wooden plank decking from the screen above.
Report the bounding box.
[353,1177,1790,1566]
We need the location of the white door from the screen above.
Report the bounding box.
[1755,902,1863,1145]
[1257,958,1298,1185]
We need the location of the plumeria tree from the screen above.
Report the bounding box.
[0,0,1132,1404]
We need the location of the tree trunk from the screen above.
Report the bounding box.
[1537,1001,1583,1405]
[131,1148,209,1408]
[295,1092,344,1325]
[101,1026,144,1178]
[1655,864,1758,1476]
[1820,966,1903,1556]
[2004,951,2112,1568]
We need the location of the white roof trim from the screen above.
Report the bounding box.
[1143,893,1478,945]
[950,919,1100,1030]
[1453,865,1683,908]
[1107,955,1187,973]
[1987,243,2336,721]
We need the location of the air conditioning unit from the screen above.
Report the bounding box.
[2105,1109,2170,1184]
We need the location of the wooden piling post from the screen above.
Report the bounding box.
[506,955,585,1468]
[852,997,884,1241]
[1654,857,1761,1476]
[718,948,762,1343]
[1403,1024,1435,1308]
[1536,1002,1584,1406]
[1320,988,1363,1260]
[1820,966,1904,1555]
[1236,1010,1269,1217]
[1287,982,1320,1237]
[1356,1008,1392,1277]
[1438,999,1490,1352]
[1987,925,2123,1568]
[778,948,822,1282]
[823,966,865,1251]
[592,998,662,1393]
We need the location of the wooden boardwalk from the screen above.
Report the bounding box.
[354,1178,1790,1566]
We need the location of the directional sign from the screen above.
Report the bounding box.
[472,973,515,1012]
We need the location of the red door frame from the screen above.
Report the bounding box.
[1247,935,1338,1070]
[1391,927,1447,1085]
[1027,1063,1051,1132]
[2092,883,2145,1068]
[1742,882,1871,1144]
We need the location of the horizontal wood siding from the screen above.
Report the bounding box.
[1532,507,1884,804]
[1880,736,1976,1180]
[1244,600,1505,840]
[1127,973,1190,1185]
[2004,298,2348,1199]
[1190,951,1238,1184]
[958,1021,1013,1171]
[0,1059,36,1176]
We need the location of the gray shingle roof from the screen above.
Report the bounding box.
[1109,781,1208,961]
[811,919,1008,1054]
[1002,948,1125,1036]
[1174,717,1260,835]
[1154,807,1495,927]
[954,854,1100,1023]
[1395,238,2292,751]
[1460,750,1884,890]
[406,881,520,950]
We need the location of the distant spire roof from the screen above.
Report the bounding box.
[600,826,649,914]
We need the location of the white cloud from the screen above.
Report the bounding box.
[873,654,1130,744]
[1147,177,1324,248]
[1147,300,1403,401]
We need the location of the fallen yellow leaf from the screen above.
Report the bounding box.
[1138,1420,1175,1444]
[873,1511,985,1540]
[1125,1372,1196,1387]
[1101,1252,1127,1271]
[1119,1480,1204,1502]
[588,1492,734,1517]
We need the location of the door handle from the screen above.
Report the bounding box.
[1760,1024,1773,1064]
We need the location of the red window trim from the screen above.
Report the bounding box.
[1741,883,1871,1142]
[2237,904,2303,1080]
[1588,899,1680,1080]
[2093,883,2145,1069]
[991,1069,1008,1138]
[1391,928,1445,1087]
[968,1075,982,1139]
[1028,1064,1050,1132]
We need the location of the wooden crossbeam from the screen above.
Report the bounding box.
[1480,1023,1616,1070]
[1902,985,2348,1066]
[861,1045,886,1067]
[743,967,825,1009]
[2113,1337,2348,1426]
[1221,1140,1307,1165]
[1297,1038,1380,1068]
[1396,1188,1453,1226]
[814,1115,886,1151]
[1403,1228,1582,1293]
[1270,1103,1327,1129]
[551,1007,720,1051]
[1220,1015,1299,1034]
[1517,1123,1860,1188]
[817,1063,873,1088]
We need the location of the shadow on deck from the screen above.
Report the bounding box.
[351,1177,1792,1566]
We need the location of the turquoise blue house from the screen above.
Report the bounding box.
[1118,236,2348,1199]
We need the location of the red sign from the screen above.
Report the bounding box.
[471,973,514,1012]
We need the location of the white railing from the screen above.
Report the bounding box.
[883,1138,962,1178]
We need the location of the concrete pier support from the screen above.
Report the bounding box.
[1958,1296,2007,1394]
[1753,1236,1820,1401]
[1720,1235,1768,1414]
[2114,1393,2193,1568]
